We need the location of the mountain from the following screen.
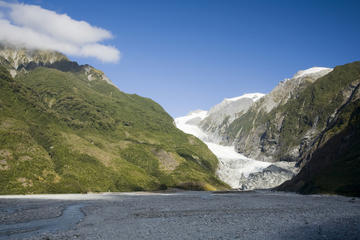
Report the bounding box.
[225,67,334,162]
[276,63,360,196]
[0,46,228,194]
[225,63,360,166]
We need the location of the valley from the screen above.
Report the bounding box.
[0,1,359,240]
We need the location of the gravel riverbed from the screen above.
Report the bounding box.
[0,190,359,240]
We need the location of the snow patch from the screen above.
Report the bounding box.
[293,67,333,79]
[224,93,265,103]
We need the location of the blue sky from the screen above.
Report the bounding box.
[15,0,360,117]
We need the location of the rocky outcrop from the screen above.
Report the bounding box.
[0,45,68,69]
[199,93,264,143]
[239,164,297,190]
[0,45,67,77]
[0,45,112,85]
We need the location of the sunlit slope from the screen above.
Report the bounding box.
[0,65,227,194]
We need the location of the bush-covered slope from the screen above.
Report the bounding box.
[0,61,227,194]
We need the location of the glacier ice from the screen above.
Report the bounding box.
[175,94,299,190]
[175,108,293,189]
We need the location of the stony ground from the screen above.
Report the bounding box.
[0,191,359,240]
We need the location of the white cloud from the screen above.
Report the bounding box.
[0,1,120,63]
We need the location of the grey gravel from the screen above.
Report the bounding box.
[0,191,359,240]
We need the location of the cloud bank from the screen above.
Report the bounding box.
[0,1,120,63]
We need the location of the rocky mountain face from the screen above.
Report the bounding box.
[199,93,265,143]
[0,46,227,194]
[238,163,297,190]
[0,45,68,70]
[0,45,112,85]
[225,67,334,162]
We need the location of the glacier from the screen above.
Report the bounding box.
[175,108,275,189]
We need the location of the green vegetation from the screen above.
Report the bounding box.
[277,99,360,197]
[276,62,360,155]
[0,63,228,194]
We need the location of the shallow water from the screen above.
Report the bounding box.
[0,203,85,239]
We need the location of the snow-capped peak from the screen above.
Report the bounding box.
[293,67,333,79]
[223,93,265,103]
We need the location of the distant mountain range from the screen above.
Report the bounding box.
[177,62,360,196]
[0,45,228,194]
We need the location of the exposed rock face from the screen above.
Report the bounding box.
[200,93,265,143]
[0,45,68,70]
[238,162,298,190]
[83,65,113,85]
[258,67,333,114]
[0,45,112,85]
